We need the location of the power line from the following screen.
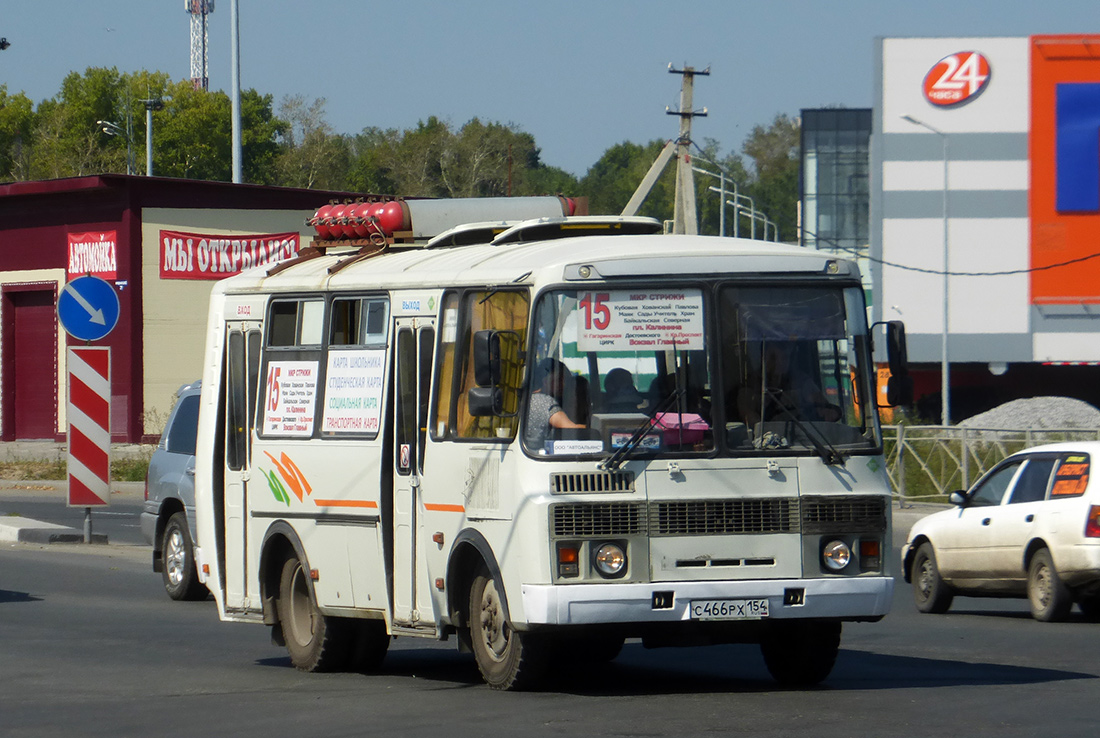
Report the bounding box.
[802,229,1100,277]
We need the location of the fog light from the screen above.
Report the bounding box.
[594,543,626,577]
[822,540,851,571]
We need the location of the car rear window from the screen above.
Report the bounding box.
[1051,454,1090,498]
[167,394,200,456]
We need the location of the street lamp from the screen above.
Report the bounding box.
[901,114,951,426]
[96,119,134,175]
[139,98,165,176]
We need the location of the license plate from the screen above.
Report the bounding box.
[689,598,770,620]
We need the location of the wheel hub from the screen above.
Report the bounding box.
[165,529,186,586]
[478,579,508,661]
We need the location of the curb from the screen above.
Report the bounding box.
[0,517,108,545]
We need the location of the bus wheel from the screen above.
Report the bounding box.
[760,621,841,687]
[161,512,206,601]
[469,566,548,690]
[276,556,349,672]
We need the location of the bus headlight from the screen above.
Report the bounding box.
[593,543,626,577]
[822,540,851,571]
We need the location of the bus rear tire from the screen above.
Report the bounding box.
[760,621,841,687]
[469,566,549,690]
[276,556,349,672]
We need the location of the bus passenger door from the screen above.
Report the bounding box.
[392,318,435,626]
[223,323,262,610]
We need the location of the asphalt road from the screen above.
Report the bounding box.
[2,513,1098,738]
[0,480,146,545]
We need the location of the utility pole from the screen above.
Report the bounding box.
[621,64,708,235]
[668,64,707,235]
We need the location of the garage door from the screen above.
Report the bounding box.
[5,289,58,439]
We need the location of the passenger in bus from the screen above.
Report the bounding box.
[603,368,648,413]
[525,358,586,450]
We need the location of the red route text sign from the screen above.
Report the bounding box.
[160,229,300,280]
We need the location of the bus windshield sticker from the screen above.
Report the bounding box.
[263,360,319,436]
[321,349,386,434]
[576,289,704,352]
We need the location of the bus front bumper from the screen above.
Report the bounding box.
[521,576,894,626]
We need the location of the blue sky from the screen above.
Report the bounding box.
[1,1,1096,177]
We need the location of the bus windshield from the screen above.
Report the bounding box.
[523,283,879,458]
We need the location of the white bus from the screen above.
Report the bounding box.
[193,203,910,690]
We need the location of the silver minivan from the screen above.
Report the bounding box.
[141,381,206,600]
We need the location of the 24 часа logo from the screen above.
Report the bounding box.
[923,51,991,107]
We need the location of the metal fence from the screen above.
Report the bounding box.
[883,425,1100,504]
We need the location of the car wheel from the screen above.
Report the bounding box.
[760,621,841,687]
[1027,549,1072,622]
[161,512,206,601]
[912,542,954,614]
[469,565,549,690]
[276,555,350,672]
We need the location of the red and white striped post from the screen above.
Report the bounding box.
[67,347,111,541]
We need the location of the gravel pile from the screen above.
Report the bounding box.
[958,397,1100,430]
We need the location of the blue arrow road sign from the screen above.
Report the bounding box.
[57,276,120,342]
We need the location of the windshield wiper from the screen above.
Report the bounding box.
[598,388,683,472]
[761,388,846,466]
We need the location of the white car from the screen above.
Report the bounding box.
[901,441,1100,621]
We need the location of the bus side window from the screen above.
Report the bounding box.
[432,290,528,440]
[260,298,324,439]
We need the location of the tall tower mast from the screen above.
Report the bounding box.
[186,0,215,91]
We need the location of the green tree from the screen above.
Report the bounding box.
[273,95,347,189]
[739,113,800,241]
[0,85,36,180]
[580,139,675,219]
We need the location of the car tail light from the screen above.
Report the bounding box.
[143,473,149,502]
[1086,506,1100,538]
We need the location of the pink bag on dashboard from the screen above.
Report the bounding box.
[651,412,709,445]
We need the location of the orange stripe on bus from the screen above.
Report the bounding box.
[424,503,465,513]
[313,499,379,509]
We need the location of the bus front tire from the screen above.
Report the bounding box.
[276,556,349,672]
[469,567,549,690]
[760,621,841,687]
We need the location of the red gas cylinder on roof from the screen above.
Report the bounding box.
[348,202,371,238]
[377,200,410,235]
[311,204,334,239]
[331,203,354,239]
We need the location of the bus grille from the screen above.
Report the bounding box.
[801,495,887,534]
[550,471,636,494]
[650,499,800,536]
[551,502,646,537]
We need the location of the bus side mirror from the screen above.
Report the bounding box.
[468,386,503,416]
[473,330,502,387]
[885,321,909,377]
[886,374,914,407]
